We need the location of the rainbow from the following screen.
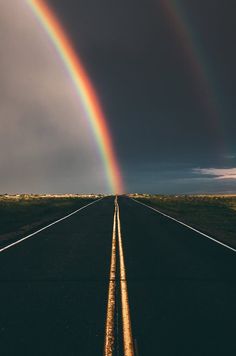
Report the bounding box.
[27,0,124,194]
[160,0,226,152]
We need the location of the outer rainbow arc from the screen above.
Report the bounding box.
[160,0,227,153]
[27,0,124,194]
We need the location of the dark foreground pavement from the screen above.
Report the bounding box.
[0,195,236,355]
[0,197,114,356]
[119,196,236,356]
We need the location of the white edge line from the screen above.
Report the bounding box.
[0,197,103,253]
[131,197,236,253]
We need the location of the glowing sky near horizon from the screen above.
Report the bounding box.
[194,168,236,180]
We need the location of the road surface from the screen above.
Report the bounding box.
[0,196,236,355]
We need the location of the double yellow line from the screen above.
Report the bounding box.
[104,197,134,356]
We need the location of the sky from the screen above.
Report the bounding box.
[1,0,236,194]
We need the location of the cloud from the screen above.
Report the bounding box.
[193,168,236,180]
[222,155,236,160]
[0,1,108,193]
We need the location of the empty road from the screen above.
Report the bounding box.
[0,196,236,355]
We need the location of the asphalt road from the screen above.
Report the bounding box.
[0,196,236,355]
[0,197,114,356]
[119,197,236,356]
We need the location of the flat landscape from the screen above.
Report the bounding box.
[0,195,236,355]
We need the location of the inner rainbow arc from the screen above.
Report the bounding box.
[27,0,124,194]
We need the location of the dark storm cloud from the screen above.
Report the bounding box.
[47,0,236,174]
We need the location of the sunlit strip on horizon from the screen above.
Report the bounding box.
[193,167,236,180]
[27,0,124,194]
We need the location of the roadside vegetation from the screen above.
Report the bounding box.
[131,194,236,249]
[0,194,101,248]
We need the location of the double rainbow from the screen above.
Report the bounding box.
[27,0,124,194]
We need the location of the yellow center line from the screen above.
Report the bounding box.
[117,201,135,356]
[104,196,134,356]
[104,201,117,356]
